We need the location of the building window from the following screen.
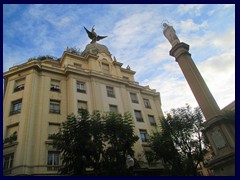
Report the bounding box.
[134,110,144,122]
[10,99,22,115]
[106,86,115,98]
[48,123,60,139]
[102,63,110,74]
[14,78,25,92]
[74,63,82,69]
[143,99,151,108]
[50,100,60,114]
[76,81,86,93]
[50,79,60,92]
[139,129,149,142]
[130,93,138,103]
[3,153,14,170]
[148,115,156,126]
[47,151,60,171]
[78,100,88,113]
[109,105,118,113]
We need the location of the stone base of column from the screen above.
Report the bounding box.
[205,151,235,176]
[203,115,235,176]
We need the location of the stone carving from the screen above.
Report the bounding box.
[163,23,180,47]
[211,130,226,149]
[84,26,107,44]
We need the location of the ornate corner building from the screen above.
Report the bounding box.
[3,42,164,175]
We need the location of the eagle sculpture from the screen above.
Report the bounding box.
[84,26,107,44]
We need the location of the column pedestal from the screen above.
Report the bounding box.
[203,116,235,176]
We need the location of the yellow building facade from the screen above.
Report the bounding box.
[3,43,164,175]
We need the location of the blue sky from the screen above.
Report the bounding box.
[3,4,235,114]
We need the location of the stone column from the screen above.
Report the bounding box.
[163,23,235,176]
[169,42,220,120]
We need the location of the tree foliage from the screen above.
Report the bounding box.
[51,110,92,175]
[149,105,209,176]
[28,55,60,61]
[66,46,82,56]
[101,112,139,175]
[51,109,138,175]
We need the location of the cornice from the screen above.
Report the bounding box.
[4,61,159,97]
[60,51,86,63]
[120,67,136,75]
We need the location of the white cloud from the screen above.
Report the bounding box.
[198,51,235,109]
[211,28,235,50]
[143,73,199,114]
[111,11,157,50]
[178,19,208,34]
[175,25,235,65]
[177,4,206,16]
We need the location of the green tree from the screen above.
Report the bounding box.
[51,109,138,175]
[51,109,93,175]
[150,119,183,175]
[150,105,209,176]
[101,112,139,175]
[89,110,105,175]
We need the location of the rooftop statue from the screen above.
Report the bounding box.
[163,23,180,47]
[84,25,107,44]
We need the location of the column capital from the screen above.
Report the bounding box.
[170,42,191,60]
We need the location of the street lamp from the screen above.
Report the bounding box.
[126,155,134,169]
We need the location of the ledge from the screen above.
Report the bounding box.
[4,141,19,149]
[205,151,235,169]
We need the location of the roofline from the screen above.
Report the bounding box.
[221,100,235,111]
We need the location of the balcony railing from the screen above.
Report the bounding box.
[132,100,139,103]
[77,88,86,93]
[9,109,21,116]
[49,109,60,114]
[150,123,157,126]
[50,86,60,92]
[136,118,144,122]
[144,104,151,108]
[107,92,115,98]
[14,85,25,92]
[47,165,61,172]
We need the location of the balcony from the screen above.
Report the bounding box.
[136,118,144,122]
[77,88,86,93]
[9,109,21,116]
[47,165,61,172]
[50,85,60,92]
[14,85,25,92]
[132,100,139,104]
[150,123,157,126]
[107,92,115,98]
[49,109,60,114]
